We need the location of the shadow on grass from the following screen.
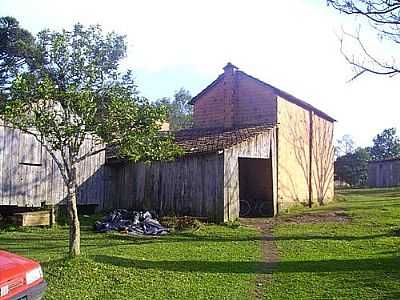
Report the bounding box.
[2,227,399,254]
[92,255,400,274]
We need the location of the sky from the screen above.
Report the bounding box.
[1,0,399,147]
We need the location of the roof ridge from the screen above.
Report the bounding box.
[189,64,336,122]
[237,70,336,122]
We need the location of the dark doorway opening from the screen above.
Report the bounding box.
[238,158,273,217]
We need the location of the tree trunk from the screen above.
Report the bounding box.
[67,165,80,257]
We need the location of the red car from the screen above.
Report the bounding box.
[0,251,47,300]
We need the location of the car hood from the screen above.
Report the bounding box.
[0,251,39,284]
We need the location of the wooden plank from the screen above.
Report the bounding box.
[137,163,145,208]
[9,127,19,206]
[3,125,12,205]
[40,147,47,204]
[54,153,63,205]
[98,163,105,209]
[215,155,224,222]
[159,163,165,214]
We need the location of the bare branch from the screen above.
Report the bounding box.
[329,0,400,79]
[338,28,400,81]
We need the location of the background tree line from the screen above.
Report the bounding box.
[335,128,400,187]
[155,88,193,130]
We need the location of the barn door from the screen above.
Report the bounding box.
[238,158,273,217]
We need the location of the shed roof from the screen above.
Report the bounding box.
[174,124,275,155]
[106,124,275,162]
[189,64,336,122]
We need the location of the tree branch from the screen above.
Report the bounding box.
[330,0,400,79]
[338,29,400,81]
[75,146,106,164]
[17,126,70,184]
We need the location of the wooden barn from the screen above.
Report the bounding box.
[107,63,336,222]
[368,158,400,187]
[0,121,108,210]
[0,63,335,222]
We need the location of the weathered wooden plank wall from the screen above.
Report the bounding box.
[223,129,275,221]
[111,153,225,221]
[368,160,400,187]
[0,123,107,207]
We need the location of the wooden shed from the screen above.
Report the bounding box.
[107,63,336,222]
[368,158,400,187]
[0,121,108,209]
[107,125,277,221]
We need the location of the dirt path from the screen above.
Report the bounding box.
[241,218,279,300]
[241,210,350,299]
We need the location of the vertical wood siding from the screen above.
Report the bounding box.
[0,123,107,207]
[223,130,275,221]
[110,153,225,221]
[368,160,400,187]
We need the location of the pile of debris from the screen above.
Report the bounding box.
[94,209,169,236]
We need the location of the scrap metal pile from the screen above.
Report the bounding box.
[94,209,169,236]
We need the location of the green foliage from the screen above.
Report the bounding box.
[0,222,261,299]
[156,88,193,130]
[0,20,181,256]
[369,128,400,160]
[335,147,370,186]
[0,16,38,99]
[335,128,400,186]
[265,188,400,299]
[0,21,181,180]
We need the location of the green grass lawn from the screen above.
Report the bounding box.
[0,217,261,300]
[1,188,399,299]
[265,188,400,300]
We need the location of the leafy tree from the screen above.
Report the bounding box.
[369,127,400,160]
[0,17,38,99]
[328,0,400,80]
[156,88,193,130]
[0,21,181,257]
[335,147,370,186]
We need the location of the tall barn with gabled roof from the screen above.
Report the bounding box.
[107,63,335,222]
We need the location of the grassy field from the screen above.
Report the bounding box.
[1,188,399,299]
[265,188,400,300]
[0,217,261,300]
